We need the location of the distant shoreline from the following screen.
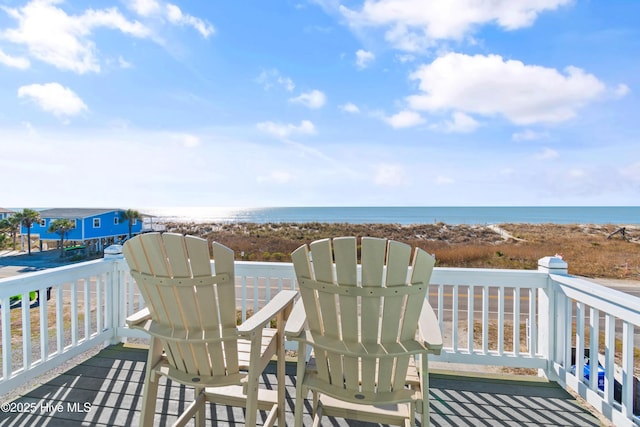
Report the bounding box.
[142,206,640,226]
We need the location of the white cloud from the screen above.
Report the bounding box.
[407,53,606,125]
[18,82,87,118]
[130,0,162,17]
[534,147,559,160]
[256,120,316,138]
[0,48,30,69]
[113,56,132,69]
[567,168,586,179]
[257,170,294,184]
[2,0,151,74]
[512,129,549,141]
[165,4,215,38]
[614,84,630,98]
[340,0,573,51]
[383,110,425,128]
[621,162,640,183]
[255,69,295,91]
[436,175,454,185]
[441,111,479,133]
[355,49,375,69]
[396,53,416,63]
[374,164,406,186]
[340,102,360,113]
[175,133,200,148]
[289,89,327,109]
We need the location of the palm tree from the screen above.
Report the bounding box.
[0,216,21,250]
[121,209,141,239]
[0,218,9,249]
[15,209,40,255]
[48,218,76,257]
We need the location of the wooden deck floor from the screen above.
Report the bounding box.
[0,344,602,426]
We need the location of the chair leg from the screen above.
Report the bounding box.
[245,372,259,427]
[140,337,162,427]
[408,401,416,427]
[311,400,323,427]
[276,316,286,426]
[194,386,205,427]
[294,343,307,427]
[420,354,430,427]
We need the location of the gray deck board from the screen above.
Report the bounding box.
[0,344,601,426]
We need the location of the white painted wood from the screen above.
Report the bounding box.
[122,232,296,427]
[0,252,638,426]
[589,307,599,391]
[513,287,520,357]
[605,314,615,405]
[290,237,438,427]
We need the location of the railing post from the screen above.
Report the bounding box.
[104,245,124,345]
[537,256,569,380]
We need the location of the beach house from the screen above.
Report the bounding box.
[0,208,15,220]
[22,208,143,252]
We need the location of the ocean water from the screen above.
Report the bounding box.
[142,206,640,225]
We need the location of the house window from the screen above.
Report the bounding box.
[40,219,46,227]
[93,218,101,228]
[114,217,119,225]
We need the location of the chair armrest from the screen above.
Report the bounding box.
[418,299,443,355]
[284,300,306,338]
[126,307,151,329]
[237,290,297,336]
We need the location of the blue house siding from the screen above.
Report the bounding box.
[0,209,15,220]
[21,209,143,241]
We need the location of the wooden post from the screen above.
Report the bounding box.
[537,256,569,380]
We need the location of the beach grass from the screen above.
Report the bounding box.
[163,221,640,279]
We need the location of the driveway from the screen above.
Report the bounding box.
[0,249,100,279]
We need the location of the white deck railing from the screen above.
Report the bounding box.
[0,249,638,426]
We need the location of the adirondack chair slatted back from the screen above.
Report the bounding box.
[123,232,239,377]
[292,237,435,396]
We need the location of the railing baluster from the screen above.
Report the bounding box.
[437,284,444,346]
[589,307,599,391]
[513,287,520,356]
[452,284,458,352]
[241,275,247,322]
[482,285,489,354]
[575,302,585,383]
[563,297,572,374]
[105,271,112,339]
[71,280,78,347]
[468,285,474,353]
[96,274,103,333]
[39,286,48,361]
[21,295,31,370]
[2,298,12,378]
[621,322,634,418]
[604,313,615,405]
[498,286,504,355]
[529,288,537,356]
[84,277,91,340]
[56,285,64,355]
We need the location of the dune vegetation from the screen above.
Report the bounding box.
[162,222,640,280]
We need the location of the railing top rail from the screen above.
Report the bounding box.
[0,258,116,297]
[550,273,640,325]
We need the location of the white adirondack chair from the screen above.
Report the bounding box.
[123,232,297,427]
[285,237,442,427]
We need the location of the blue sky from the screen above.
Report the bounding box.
[0,0,638,208]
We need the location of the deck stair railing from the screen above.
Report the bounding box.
[0,247,638,426]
